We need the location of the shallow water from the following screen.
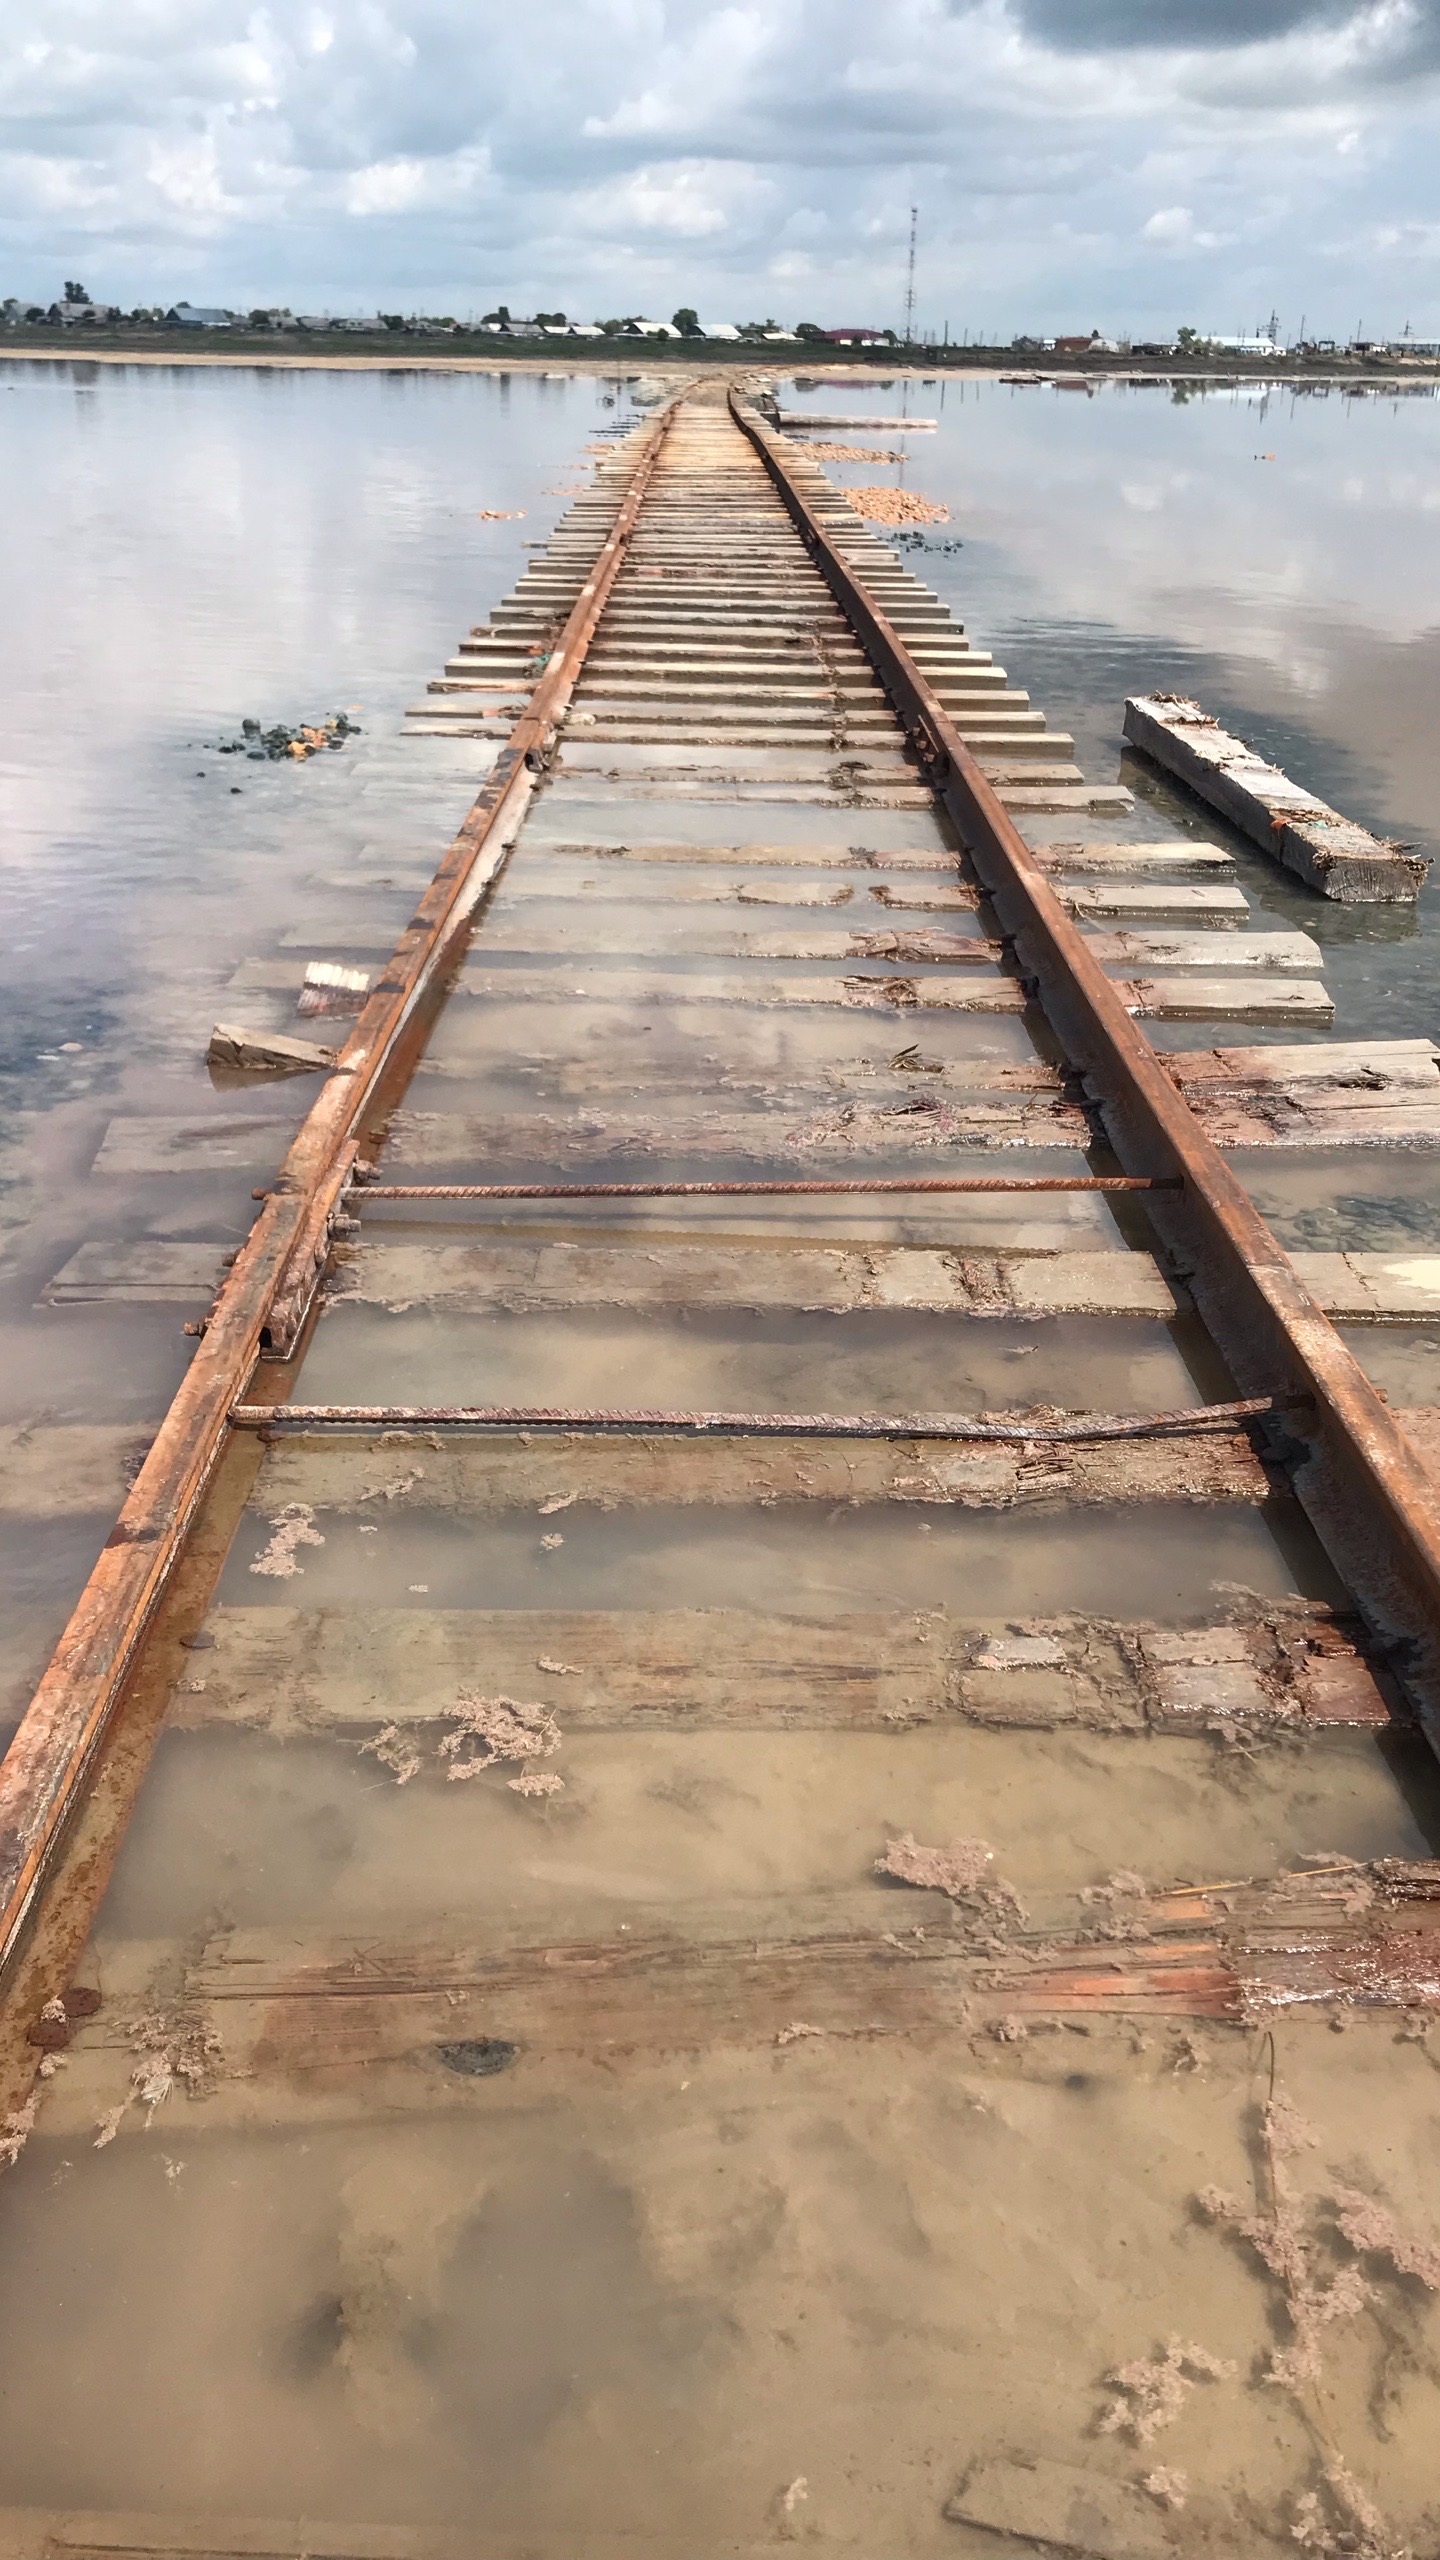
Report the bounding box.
[301,1303,1208,1413]
[221,1488,1331,1621]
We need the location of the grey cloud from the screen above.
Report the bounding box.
[1009,0,1440,83]
[1011,0,1355,49]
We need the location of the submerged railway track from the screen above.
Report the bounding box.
[1,378,1439,2552]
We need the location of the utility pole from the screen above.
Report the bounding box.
[903,204,917,349]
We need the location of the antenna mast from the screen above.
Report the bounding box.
[904,204,917,348]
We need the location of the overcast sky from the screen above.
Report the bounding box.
[3,0,1439,336]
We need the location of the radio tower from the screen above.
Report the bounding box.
[904,204,918,347]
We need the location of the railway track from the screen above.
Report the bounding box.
[1,379,1439,2552]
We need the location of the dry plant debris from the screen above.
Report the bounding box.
[249,1502,325,1579]
[359,1724,423,1785]
[440,1692,563,1782]
[354,1693,567,1793]
[1098,2337,1234,2443]
[94,2013,222,2147]
[477,507,525,519]
[1291,2457,1403,2557]
[1331,2188,1440,2287]
[1197,2092,1440,2396]
[843,486,950,527]
[0,2095,39,2175]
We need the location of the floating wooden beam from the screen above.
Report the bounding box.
[1124,693,1430,902]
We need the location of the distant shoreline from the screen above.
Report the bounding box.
[3,338,1439,391]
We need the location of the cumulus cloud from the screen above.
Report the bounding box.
[1142,205,1231,250]
[0,0,1437,334]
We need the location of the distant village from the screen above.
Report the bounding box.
[3,288,884,344]
[3,285,1437,362]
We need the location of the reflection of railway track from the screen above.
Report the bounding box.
[3,381,1440,2547]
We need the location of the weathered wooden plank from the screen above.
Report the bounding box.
[511,874,880,908]
[0,2513,542,2560]
[502,875,1250,922]
[526,839,958,870]
[227,955,1032,1014]
[377,1096,1089,1163]
[407,1055,1072,1104]
[1083,928,1323,974]
[40,1860,1437,2134]
[1289,1252,1440,1318]
[374,1237,1438,1322]
[166,1600,1389,1739]
[947,2457,1176,2560]
[1125,694,1430,902]
[1193,1097,1440,1147]
[479,918,995,963]
[1061,882,1248,921]
[1168,1038,1440,1091]
[326,1239,1178,1317]
[1036,838,1236,877]
[456,966,1029,1013]
[1118,977,1333,1025]
[1164,1038,1440,1145]
[41,1243,227,1306]
[247,1426,1277,1515]
[0,1424,151,1517]
[90,1116,291,1176]
[477,926,1318,975]
[225,957,1331,1033]
[206,1024,339,1075]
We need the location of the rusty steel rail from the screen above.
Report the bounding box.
[0,393,689,1975]
[230,1396,1283,1443]
[355,1175,1178,1201]
[733,389,1440,1713]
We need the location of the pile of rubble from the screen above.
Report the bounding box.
[843,486,950,527]
[218,712,361,762]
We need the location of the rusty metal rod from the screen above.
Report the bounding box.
[230,1395,1280,1443]
[357,1175,1178,1200]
